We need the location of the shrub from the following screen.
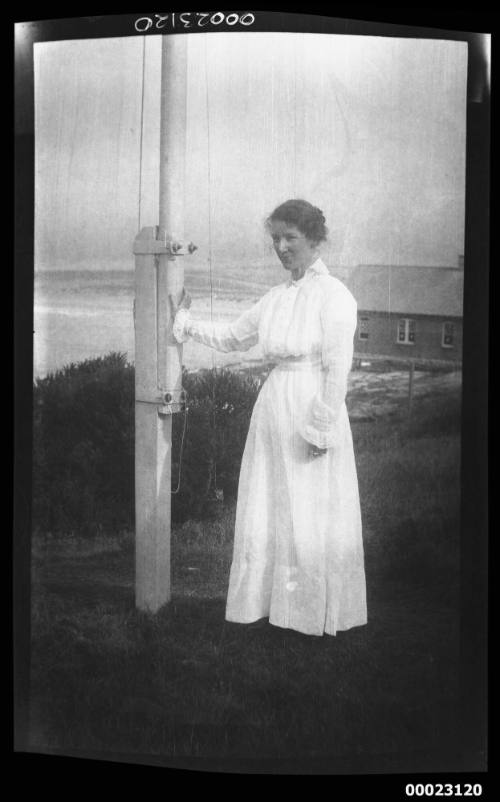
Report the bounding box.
[33,355,261,535]
[33,353,135,535]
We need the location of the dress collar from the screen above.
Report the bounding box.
[288,257,329,287]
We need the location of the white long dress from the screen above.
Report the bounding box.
[173,257,367,636]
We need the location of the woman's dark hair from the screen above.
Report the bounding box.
[266,199,328,245]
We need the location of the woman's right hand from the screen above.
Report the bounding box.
[169,288,192,317]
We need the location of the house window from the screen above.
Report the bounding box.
[397,318,415,345]
[358,316,370,340]
[442,321,455,348]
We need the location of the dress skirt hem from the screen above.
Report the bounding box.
[224,613,368,638]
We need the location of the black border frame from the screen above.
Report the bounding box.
[13,7,490,782]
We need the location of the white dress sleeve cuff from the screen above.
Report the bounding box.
[299,396,339,449]
[172,308,191,343]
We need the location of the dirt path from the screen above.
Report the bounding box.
[224,360,462,421]
[347,368,461,419]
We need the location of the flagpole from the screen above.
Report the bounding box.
[133,34,188,612]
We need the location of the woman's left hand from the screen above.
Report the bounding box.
[309,445,328,458]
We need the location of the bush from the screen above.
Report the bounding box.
[33,354,135,535]
[33,354,261,535]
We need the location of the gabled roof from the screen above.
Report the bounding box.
[346,264,464,318]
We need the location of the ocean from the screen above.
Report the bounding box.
[33,267,463,418]
[33,266,281,379]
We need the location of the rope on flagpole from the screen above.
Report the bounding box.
[204,35,220,499]
[137,35,146,232]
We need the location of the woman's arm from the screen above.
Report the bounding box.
[171,291,263,353]
[300,288,357,450]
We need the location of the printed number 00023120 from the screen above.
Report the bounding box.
[405,786,482,797]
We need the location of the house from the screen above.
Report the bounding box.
[346,259,464,364]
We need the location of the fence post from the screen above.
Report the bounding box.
[408,359,415,417]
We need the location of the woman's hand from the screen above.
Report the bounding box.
[168,288,192,317]
[309,444,328,459]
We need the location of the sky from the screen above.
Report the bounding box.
[34,32,467,271]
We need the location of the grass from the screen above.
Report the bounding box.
[28,383,463,771]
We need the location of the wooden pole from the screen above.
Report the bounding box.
[133,35,188,613]
[408,359,415,418]
[159,34,187,398]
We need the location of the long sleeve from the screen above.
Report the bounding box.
[300,289,357,449]
[173,297,263,353]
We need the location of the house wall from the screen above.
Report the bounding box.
[354,311,463,362]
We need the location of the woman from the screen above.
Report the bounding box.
[172,199,367,637]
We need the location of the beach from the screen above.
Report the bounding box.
[33,265,282,378]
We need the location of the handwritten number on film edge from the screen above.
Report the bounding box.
[134,12,255,32]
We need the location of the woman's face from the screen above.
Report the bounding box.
[269,221,318,275]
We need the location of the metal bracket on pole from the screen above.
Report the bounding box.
[157,388,187,416]
[136,388,187,416]
[133,227,197,259]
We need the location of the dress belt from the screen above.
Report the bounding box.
[272,355,324,372]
